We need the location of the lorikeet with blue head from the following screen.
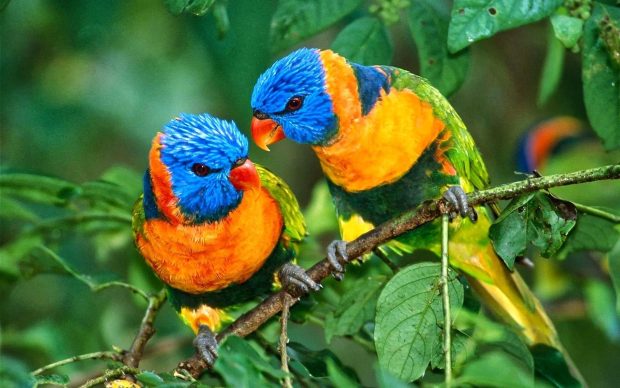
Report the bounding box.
[249,48,566,352]
[132,113,319,365]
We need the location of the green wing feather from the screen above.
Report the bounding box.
[256,163,307,243]
[388,68,490,191]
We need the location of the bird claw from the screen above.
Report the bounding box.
[193,325,218,367]
[279,262,321,294]
[327,240,348,281]
[443,186,477,222]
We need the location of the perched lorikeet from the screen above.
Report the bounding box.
[132,113,319,364]
[249,48,565,351]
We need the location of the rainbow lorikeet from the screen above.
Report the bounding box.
[132,113,320,364]
[249,48,564,350]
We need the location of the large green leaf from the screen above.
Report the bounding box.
[374,262,463,382]
[453,351,534,387]
[324,275,385,343]
[489,193,577,268]
[0,173,78,206]
[430,330,472,370]
[448,0,563,53]
[270,0,363,52]
[331,17,393,65]
[408,0,470,96]
[583,4,620,150]
[531,344,582,388]
[538,26,565,106]
[557,212,619,259]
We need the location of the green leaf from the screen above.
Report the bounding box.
[33,373,70,386]
[324,276,384,343]
[584,280,620,341]
[408,0,470,96]
[214,336,286,387]
[164,0,215,16]
[538,27,565,106]
[331,17,393,65]
[287,342,358,381]
[448,0,563,53]
[610,239,620,314]
[550,14,584,49]
[430,330,472,370]
[0,173,79,206]
[270,0,363,52]
[531,344,582,388]
[583,4,620,150]
[0,197,39,222]
[489,193,577,268]
[374,262,463,382]
[213,3,230,39]
[136,371,165,385]
[453,351,534,388]
[375,365,412,388]
[326,357,359,388]
[557,213,620,259]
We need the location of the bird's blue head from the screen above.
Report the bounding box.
[250,48,337,148]
[146,113,260,224]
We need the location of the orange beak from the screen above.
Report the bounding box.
[229,159,261,191]
[251,116,286,151]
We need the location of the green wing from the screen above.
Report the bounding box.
[388,67,490,191]
[256,164,307,243]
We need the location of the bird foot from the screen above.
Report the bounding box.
[193,325,218,367]
[327,240,348,281]
[442,186,477,222]
[279,262,321,294]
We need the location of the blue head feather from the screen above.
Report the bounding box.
[251,48,337,145]
[156,113,249,223]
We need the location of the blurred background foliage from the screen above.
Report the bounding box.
[1,0,620,387]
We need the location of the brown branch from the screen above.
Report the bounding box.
[279,293,293,388]
[122,288,167,368]
[176,164,620,378]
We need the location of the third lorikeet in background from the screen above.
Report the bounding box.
[249,48,569,356]
[132,113,319,365]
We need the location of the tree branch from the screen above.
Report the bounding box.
[176,164,620,378]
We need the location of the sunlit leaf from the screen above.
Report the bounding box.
[583,4,620,150]
[489,193,577,268]
[585,280,620,341]
[324,276,384,343]
[538,27,565,106]
[374,262,463,382]
[550,14,583,49]
[331,17,393,65]
[408,0,470,96]
[164,0,215,16]
[270,0,363,52]
[448,0,563,53]
[557,212,619,259]
[531,344,582,388]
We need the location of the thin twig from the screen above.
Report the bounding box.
[441,214,452,385]
[122,288,167,368]
[280,293,293,388]
[31,351,122,376]
[176,164,620,378]
[92,281,150,302]
[373,248,399,273]
[573,202,620,223]
[79,366,141,388]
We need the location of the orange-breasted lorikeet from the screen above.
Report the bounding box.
[132,113,317,364]
[249,48,563,350]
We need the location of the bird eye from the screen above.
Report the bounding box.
[191,163,210,177]
[285,96,304,112]
[233,157,247,167]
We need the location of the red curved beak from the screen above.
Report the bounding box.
[251,116,286,151]
[229,159,261,191]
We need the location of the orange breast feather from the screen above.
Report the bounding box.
[136,188,283,294]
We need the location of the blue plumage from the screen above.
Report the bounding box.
[251,48,337,145]
[158,113,249,223]
[350,64,390,115]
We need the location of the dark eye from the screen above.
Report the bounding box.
[191,163,210,177]
[285,96,304,111]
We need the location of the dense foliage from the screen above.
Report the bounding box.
[2,0,620,387]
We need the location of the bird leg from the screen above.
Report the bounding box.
[193,325,218,367]
[326,240,348,281]
[279,262,321,294]
[442,186,477,222]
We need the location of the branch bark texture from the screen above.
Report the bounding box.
[177,164,620,378]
